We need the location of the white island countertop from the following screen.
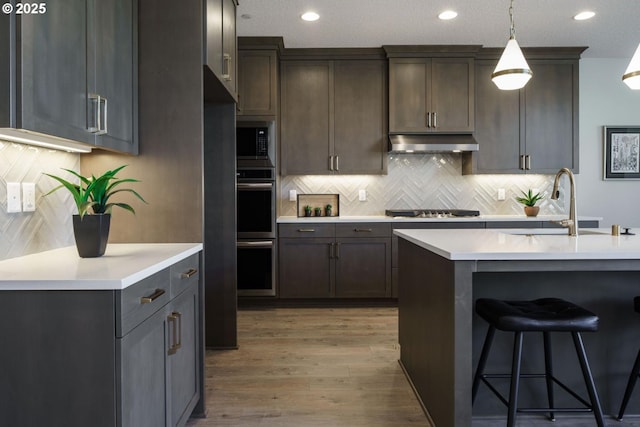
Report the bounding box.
[394,228,640,261]
[0,243,202,290]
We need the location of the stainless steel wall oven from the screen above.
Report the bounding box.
[236,121,276,296]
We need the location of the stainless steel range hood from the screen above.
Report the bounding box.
[388,134,479,153]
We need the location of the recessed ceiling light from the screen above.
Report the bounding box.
[438,10,458,20]
[301,11,320,22]
[574,11,595,20]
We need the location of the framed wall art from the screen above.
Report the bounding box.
[603,126,640,180]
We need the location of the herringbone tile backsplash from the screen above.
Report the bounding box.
[0,141,78,261]
[279,153,564,216]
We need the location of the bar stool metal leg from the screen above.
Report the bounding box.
[507,332,524,427]
[472,326,496,403]
[571,332,605,427]
[542,331,556,421]
[618,348,640,420]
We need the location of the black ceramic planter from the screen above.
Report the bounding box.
[72,214,111,258]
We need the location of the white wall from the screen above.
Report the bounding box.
[578,58,640,228]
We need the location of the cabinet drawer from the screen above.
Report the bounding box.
[170,253,200,299]
[279,223,335,238]
[336,223,391,238]
[117,268,171,337]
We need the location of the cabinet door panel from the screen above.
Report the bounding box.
[238,50,277,116]
[472,61,522,173]
[430,58,474,132]
[388,59,428,132]
[279,238,334,297]
[524,62,577,172]
[281,61,333,175]
[92,0,137,153]
[221,0,237,95]
[169,283,200,427]
[19,0,90,143]
[335,238,391,298]
[204,0,223,77]
[334,60,387,174]
[119,308,167,427]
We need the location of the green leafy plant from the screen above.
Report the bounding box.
[44,165,146,218]
[516,189,543,207]
[325,204,332,210]
[304,205,312,212]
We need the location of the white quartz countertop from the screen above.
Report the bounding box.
[0,243,203,290]
[394,228,640,261]
[277,215,602,224]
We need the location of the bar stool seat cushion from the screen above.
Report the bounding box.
[476,298,599,332]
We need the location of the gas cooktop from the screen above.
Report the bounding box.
[385,209,480,218]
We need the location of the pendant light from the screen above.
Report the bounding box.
[491,0,532,90]
[623,42,640,89]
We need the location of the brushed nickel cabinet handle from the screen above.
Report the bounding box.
[167,312,182,355]
[222,53,231,81]
[354,228,373,232]
[519,155,526,170]
[329,155,334,171]
[140,288,166,304]
[335,155,339,171]
[181,268,198,279]
[297,228,316,232]
[335,243,340,259]
[525,155,531,170]
[329,243,335,259]
[426,112,431,128]
[433,112,437,128]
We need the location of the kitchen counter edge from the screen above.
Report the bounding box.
[277,215,603,224]
[0,243,203,291]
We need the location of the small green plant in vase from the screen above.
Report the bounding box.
[325,204,333,217]
[44,165,146,257]
[303,205,313,217]
[516,189,543,217]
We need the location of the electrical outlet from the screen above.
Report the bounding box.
[7,182,21,213]
[358,189,367,201]
[289,189,297,202]
[22,182,36,212]
[497,188,506,201]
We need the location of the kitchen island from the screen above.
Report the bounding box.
[0,243,204,427]
[395,228,640,426]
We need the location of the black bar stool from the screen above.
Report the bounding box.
[617,296,640,420]
[472,297,605,427]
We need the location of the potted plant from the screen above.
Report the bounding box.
[303,205,313,217]
[44,165,146,258]
[314,207,322,217]
[325,204,333,217]
[516,189,543,217]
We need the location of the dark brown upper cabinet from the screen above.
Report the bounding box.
[280,51,387,175]
[203,0,237,101]
[463,48,585,174]
[237,37,283,118]
[385,46,480,134]
[0,0,138,154]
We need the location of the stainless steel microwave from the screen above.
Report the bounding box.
[236,121,275,168]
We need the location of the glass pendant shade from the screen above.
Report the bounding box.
[623,42,640,90]
[492,38,533,90]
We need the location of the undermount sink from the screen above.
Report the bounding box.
[504,229,609,236]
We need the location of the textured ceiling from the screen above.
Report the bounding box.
[237,0,640,58]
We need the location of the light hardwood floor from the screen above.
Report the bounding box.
[188,307,640,427]
[187,307,431,427]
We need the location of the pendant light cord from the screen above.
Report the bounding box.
[509,0,516,40]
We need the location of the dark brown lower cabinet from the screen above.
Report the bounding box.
[278,223,392,298]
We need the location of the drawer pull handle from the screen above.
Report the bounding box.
[354,228,373,232]
[140,288,166,304]
[167,311,182,355]
[181,268,198,279]
[297,228,315,232]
